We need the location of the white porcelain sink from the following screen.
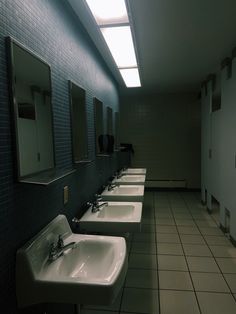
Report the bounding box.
[121,168,146,175]
[101,185,144,202]
[16,215,128,308]
[113,174,145,185]
[79,202,142,233]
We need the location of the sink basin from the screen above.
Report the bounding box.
[16,215,127,308]
[79,202,142,233]
[101,185,144,202]
[121,168,146,175]
[113,174,145,185]
[98,205,134,218]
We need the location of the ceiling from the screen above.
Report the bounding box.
[68,0,236,94]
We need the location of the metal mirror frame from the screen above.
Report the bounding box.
[69,80,89,163]
[6,36,55,181]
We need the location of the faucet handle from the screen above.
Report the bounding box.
[50,242,57,252]
[72,217,80,224]
[57,234,64,248]
[49,242,57,261]
[95,194,102,201]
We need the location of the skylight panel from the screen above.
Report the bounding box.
[120,68,141,87]
[85,0,129,25]
[101,26,137,68]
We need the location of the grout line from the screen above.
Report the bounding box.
[181,192,236,307]
[175,192,203,314]
[153,191,161,314]
[119,230,136,312]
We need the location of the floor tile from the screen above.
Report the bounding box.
[183,244,212,257]
[141,224,155,233]
[155,225,178,234]
[129,253,157,269]
[156,233,180,243]
[159,270,193,290]
[180,234,205,244]
[192,214,212,220]
[224,274,236,293]
[156,218,175,226]
[158,255,188,271]
[197,292,236,314]
[81,311,117,314]
[125,269,158,289]
[173,213,192,219]
[186,256,220,273]
[157,243,183,255]
[177,226,201,235]
[121,288,159,314]
[133,232,156,243]
[171,208,189,214]
[199,227,224,236]
[84,289,122,311]
[155,212,173,219]
[131,242,156,255]
[195,220,217,227]
[170,203,186,208]
[142,210,155,218]
[191,272,230,292]
[155,206,171,211]
[216,258,236,273]
[142,218,155,225]
[209,245,236,258]
[175,219,196,226]
[204,235,231,246]
[160,290,200,314]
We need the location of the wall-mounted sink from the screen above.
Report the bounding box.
[16,215,127,308]
[121,168,146,175]
[101,185,144,202]
[79,202,142,233]
[113,174,145,185]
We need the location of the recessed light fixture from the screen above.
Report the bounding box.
[85,0,128,25]
[120,68,141,88]
[101,26,137,68]
[85,0,141,88]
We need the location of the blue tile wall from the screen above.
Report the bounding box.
[0,1,129,313]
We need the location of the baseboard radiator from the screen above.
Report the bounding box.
[145,179,186,188]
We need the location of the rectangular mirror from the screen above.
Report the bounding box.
[94,97,105,155]
[106,106,114,154]
[69,81,89,163]
[114,111,120,150]
[6,37,55,180]
[107,106,113,136]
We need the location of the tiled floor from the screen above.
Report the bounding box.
[82,191,236,314]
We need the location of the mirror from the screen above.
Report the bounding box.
[106,106,114,154]
[94,97,105,155]
[69,81,88,163]
[107,107,113,136]
[114,112,120,150]
[7,37,55,180]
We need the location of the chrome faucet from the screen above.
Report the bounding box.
[87,194,108,213]
[95,201,108,211]
[116,172,124,179]
[88,200,108,213]
[48,235,76,262]
[107,182,116,191]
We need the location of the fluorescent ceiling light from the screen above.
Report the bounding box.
[101,26,137,68]
[85,0,128,25]
[120,68,141,87]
